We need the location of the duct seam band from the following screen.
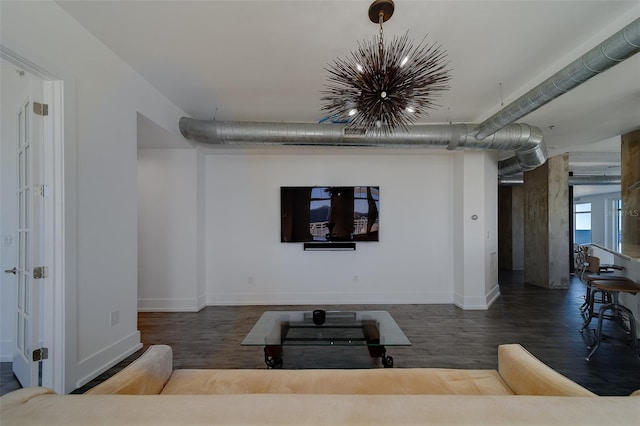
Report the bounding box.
[623,30,640,48]
[600,44,623,63]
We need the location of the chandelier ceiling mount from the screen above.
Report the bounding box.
[368,0,395,24]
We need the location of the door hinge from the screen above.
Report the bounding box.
[32,347,48,362]
[33,102,48,116]
[33,184,49,197]
[33,266,48,279]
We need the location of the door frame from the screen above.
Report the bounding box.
[1,43,77,394]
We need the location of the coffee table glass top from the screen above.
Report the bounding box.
[241,310,411,347]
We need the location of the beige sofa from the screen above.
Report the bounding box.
[1,344,638,425]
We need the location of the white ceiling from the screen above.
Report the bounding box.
[57,0,639,179]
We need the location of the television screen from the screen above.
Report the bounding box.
[281,186,380,242]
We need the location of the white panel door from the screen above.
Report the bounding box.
[12,82,45,388]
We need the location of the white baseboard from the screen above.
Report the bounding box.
[75,331,141,389]
[138,297,202,312]
[196,293,207,311]
[453,285,500,310]
[485,284,501,308]
[206,291,453,306]
[140,291,500,310]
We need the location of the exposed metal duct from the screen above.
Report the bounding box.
[499,175,621,186]
[475,17,640,139]
[179,118,546,177]
[568,175,622,186]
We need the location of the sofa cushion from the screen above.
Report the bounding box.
[498,344,596,396]
[161,368,515,395]
[86,345,173,395]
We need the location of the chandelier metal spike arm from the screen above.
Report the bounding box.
[321,0,452,134]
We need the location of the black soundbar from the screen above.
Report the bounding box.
[303,242,356,251]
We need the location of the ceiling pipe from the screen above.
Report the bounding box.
[499,175,621,186]
[179,118,546,177]
[178,18,640,176]
[475,17,640,140]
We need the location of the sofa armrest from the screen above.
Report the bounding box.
[498,344,596,396]
[86,345,173,395]
[0,387,55,407]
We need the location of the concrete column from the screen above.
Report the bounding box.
[621,129,640,258]
[523,154,570,289]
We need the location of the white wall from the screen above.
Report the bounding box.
[136,114,204,312]
[138,148,201,311]
[137,145,499,309]
[203,148,456,305]
[1,1,186,391]
[0,69,37,361]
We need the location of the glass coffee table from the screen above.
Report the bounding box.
[241,310,411,368]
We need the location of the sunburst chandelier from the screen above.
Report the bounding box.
[321,0,451,134]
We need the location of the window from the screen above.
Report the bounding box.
[604,199,623,252]
[574,203,592,245]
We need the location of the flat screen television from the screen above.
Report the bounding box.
[281,186,380,242]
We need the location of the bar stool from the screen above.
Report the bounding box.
[585,279,640,361]
[579,254,624,281]
[579,274,632,328]
[579,254,596,281]
[574,244,588,275]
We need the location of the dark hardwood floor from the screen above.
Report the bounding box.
[2,270,639,396]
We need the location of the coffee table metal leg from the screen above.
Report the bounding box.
[264,345,283,369]
[367,345,394,368]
